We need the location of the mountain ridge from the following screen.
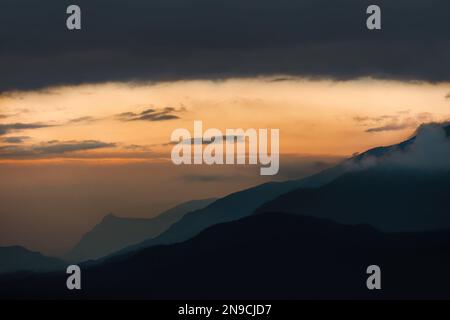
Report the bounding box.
[0,245,66,275]
[110,123,450,258]
[256,168,450,231]
[2,212,450,299]
[66,198,216,262]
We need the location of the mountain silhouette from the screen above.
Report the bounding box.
[1,212,449,299]
[66,198,216,262]
[0,246,65,275]
[256,168,450,231]
[113,179,330,257]
[256,123,450,231]
[111,124,450,258]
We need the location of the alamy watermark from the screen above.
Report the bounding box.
[66,4,381,31]
[170,121,279,176]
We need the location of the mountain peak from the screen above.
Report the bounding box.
[102,213,119,222]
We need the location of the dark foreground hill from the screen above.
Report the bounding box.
[1,212,449,299]
[256,169,450,232]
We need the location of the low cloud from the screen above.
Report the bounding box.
[350,122,450,171]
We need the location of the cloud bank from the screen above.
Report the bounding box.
[1,0,449,92]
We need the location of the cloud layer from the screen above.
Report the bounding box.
[1,0,449,92]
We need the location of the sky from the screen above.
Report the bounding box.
[1,0,450,256]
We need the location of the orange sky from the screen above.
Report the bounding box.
[1,77,449,162]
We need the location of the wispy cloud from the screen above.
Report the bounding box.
[164,135,244,146]
[353,115,399,124]
[117,107,184,122]
[1,136,30,143]
[353,112,435,133]
[0,109,31,119]
[68,116,99,124]
[0,122,54,136]
[366,122,414,133]
[0,140,115,158]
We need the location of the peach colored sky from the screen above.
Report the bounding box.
[1,78,449,161]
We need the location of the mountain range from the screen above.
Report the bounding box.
[108,123,450,258]
[67,198,216,262]
[257,168,450,231]
[1,123,449,298]
[1,212,449,299]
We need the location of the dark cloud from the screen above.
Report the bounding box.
[1,136,30,144]
[446,93,450,99]
[1,0,449,92]
[0,140,115,158]
[117,107,182,122]
[0,123,54,135]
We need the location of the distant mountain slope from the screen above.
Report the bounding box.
[115,179,325,257]
[0,246,65,275]
[66,198,216,262]
[256,169,450,231]
[2,212,450,299]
